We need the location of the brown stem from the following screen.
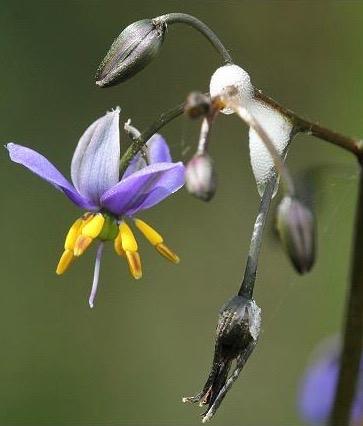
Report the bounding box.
[329,168,363,426]
[255,90,363,159]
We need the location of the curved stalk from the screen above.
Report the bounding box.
[156,13,233,64]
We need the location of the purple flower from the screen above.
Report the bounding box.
[298,339,363,426]
[7,107,185,307]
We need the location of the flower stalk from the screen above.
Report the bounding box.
[155,13,233,64]
[119,102,185,175]
[239,176,276,299]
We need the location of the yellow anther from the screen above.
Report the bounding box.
[64,218,83,250]
[134,218,180,264]
[74,235,93,257]
[82,213,105,239]
[125,251,142,279]
[119,221,138,252]
[56,249,74,275]
[155,243,180,264]
[134,218,163,246]
[114,232,126,257]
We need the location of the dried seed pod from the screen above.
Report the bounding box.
[183,295,261,422]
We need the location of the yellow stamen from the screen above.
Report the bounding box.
[64,218,83,250]
[56,213,99,275]
[119,221,138,252]
[71,214,105,257]
[134,218,180,264]
[125,251,142,279]
[118,222,142,279]
[56,249,74,275]
[114,232,126,257]
[134,218,163,245]
[155,243,180,264]
[74,235,93,257]
[82,213,105,238]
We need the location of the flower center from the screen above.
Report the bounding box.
[98,213,119,241]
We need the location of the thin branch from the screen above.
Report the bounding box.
[119,101,185,175]
[329,168,363,426]
[255,90,363,159]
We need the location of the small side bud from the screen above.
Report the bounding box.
[209,64,254,114]
[276,196,315,274]
[184,92,211,119]
[185,153,217,201]
[96,19,166,87]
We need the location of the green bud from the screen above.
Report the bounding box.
[96,19,166,87]
[276,196,315,274]
[185,153,217,202]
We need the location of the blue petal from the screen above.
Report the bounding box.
[147,134,172,164]
[71,108,121,205]
[299,353,338,425]
[122,154,147,179]
[122,134,171,178]
[7,143,97,210]
[298,344,363,425]
[100,162,185,216]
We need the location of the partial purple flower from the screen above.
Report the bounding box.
[7,107,185,307]
[298,339,363,426]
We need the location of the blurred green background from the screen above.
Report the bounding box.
[0,1,362,425]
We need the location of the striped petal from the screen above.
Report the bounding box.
[71,108,121,204]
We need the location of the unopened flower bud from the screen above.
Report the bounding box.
[185,153,217,201]
[276,196,315,274]
[96,19,166,87]
[184,92,211,119]
[209,64,254,115]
